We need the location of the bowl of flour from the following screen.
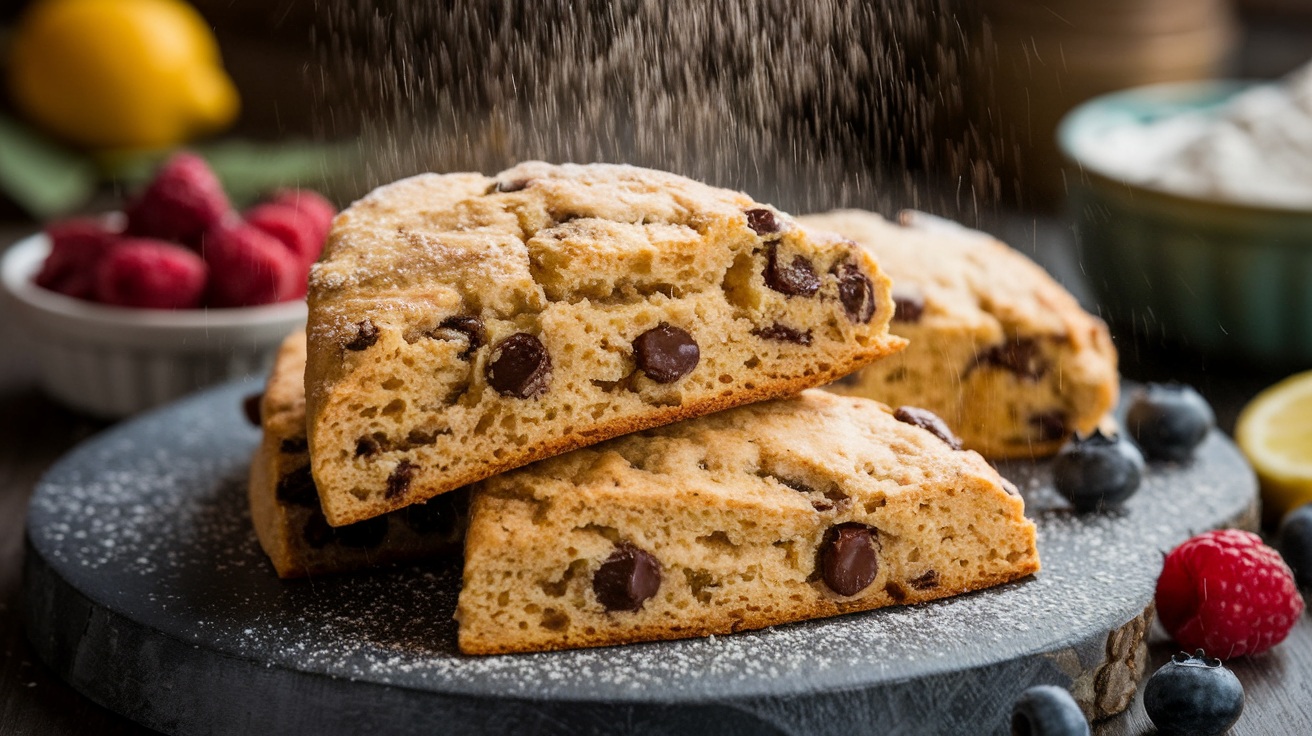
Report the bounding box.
[1059,62,1312,365]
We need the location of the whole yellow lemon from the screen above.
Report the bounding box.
[6,0,239,150]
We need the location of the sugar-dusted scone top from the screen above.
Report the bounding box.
[801,209,1118,458]
[249,332,465,578]
[306,163,907,525]
[457,390,1039,655]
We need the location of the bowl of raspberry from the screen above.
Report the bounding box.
[0,153,335,418]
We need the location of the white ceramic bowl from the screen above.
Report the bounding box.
[1,233,306,418]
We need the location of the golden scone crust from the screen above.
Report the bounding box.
[456,390,1039,655]
[249,332,465,578]
[306,163,907,525]
[802,209,1118,458]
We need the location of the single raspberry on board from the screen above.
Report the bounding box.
[35,217,123,299]
[1156,529,1304,658]
[125,152,231,245]
[95,239,207,309]
[267,188,335,244]
[201,220,302,307]
[245,202,324,267]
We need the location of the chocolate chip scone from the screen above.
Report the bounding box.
[456,390,1039,655]
[306,163,907,525]
[799,209,1118,459]
[248,332,466,578]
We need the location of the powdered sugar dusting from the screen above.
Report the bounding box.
[28,381,1256,703]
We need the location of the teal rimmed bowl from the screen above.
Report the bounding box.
[1058,81,1312,366]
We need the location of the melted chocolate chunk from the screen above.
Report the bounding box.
[401,488,466,537]
[884,581,908,602]
[345,319,380,351]
[819,523,879,596]
[834,262,876,323]
[434,315,486,360]
[893,406,964,450]
[1029,410,1069,442]
[495,178,531,193]
[892,294,925,323]
[633,324,700,383]
[745,208,782,235]
[242,393,263,426]
[751,323,813,345]
[972,338,1046,381]
[386,459,418,500]
[335,516,389,548]
[764,244,820,297]
[592,543,662,612]
[355,436,381,458]
[276,465,319,508]
[486,333,552,398]
[280,437,308,454]
[908,569,940,590]
[302,508,335,548]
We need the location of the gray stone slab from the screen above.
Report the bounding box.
[24,380,1257,735]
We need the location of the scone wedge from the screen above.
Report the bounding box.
[306,163,907,525]
[456,390,1039,655]
[801,209,1118,458]
[249,332,466,578]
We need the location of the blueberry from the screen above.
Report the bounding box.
[1052,430,1144,513]
[1144,650,1244,736]
[1126,383,1215,462]
[1277,502,1312,590]
[1010,685,1089,736]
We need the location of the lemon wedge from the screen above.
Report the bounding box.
[1236,370,1312,523]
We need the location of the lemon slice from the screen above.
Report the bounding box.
[1236,370,1312,523]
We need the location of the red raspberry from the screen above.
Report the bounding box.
[125,153,231,245]
[35,217,123,300]
[201,220,302,307]
[1156,529,1304,658]
[245,203,323,267]
[267,189,335,245]
[95,239,208,309]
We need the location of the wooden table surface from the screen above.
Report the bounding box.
[1,224,1310,735]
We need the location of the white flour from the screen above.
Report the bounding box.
[1077,60,1312,210]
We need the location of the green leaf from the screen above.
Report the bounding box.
[0,114,98,219]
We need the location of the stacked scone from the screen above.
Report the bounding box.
[248,162,1062,655]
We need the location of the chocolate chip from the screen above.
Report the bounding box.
[433,315,486,360]
[242,393,263,426]
[633,324,700,383]
[401,488,465,537]
[345,319,379,351]
[908,570,939,590]
[486,333,552,398]
[355,436,381,458]
[302,508,335,548]
[764,244,820,297]
[777,477,815,494]
[893,406,964,450]
[834,262,876,323]
[972,337,1046,381]
[884,581,908,602]
[336,516,389,548]
[819,523,879,597]
[495,178,531,193]
[276,465,319,508]
[751,323,813,345]
[892,294,924,323]
[386,459,418,500]
[593,542,662,612]
[280,437,308,454]
[745,208,782,235]
[1029,411,1069,442]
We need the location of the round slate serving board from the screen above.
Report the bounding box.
[25,381,1257,736]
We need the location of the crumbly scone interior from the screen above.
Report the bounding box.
[306,164,906,525]
[803,209,1118,458]
[456,391,1039,654]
